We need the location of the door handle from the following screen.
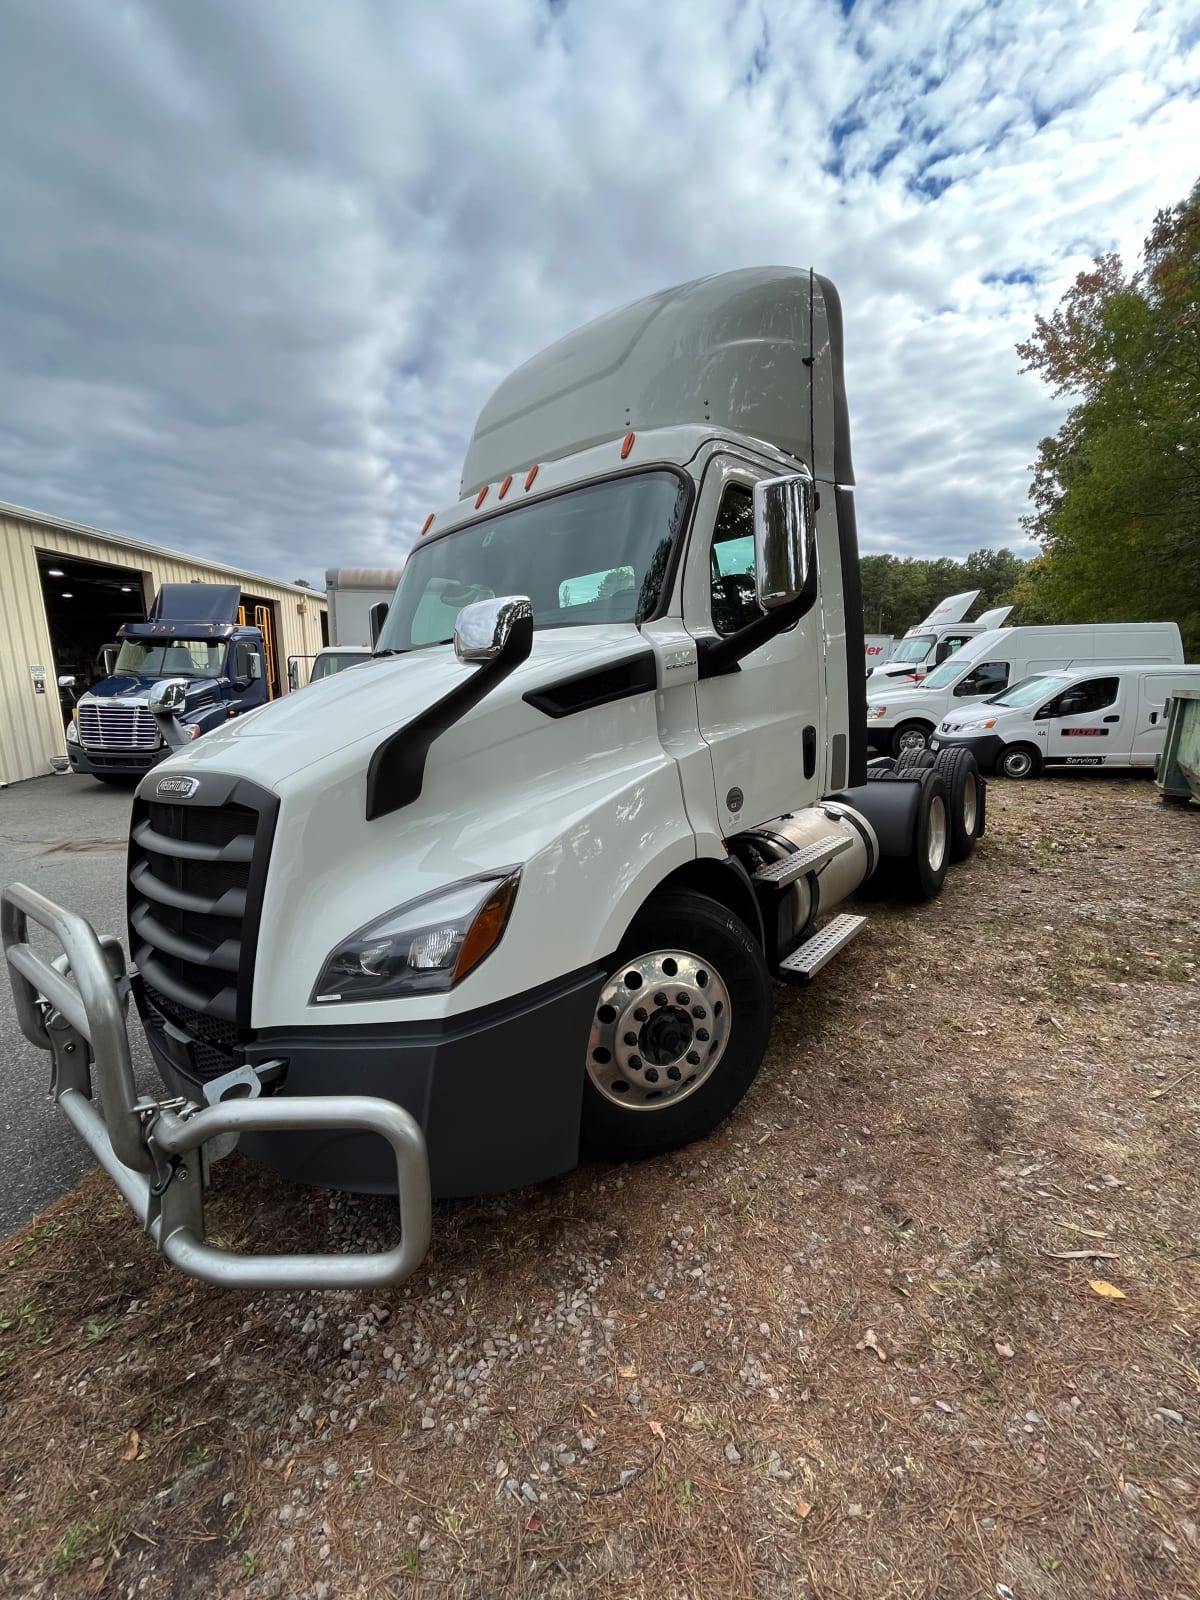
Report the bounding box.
[1102,714,1120,723]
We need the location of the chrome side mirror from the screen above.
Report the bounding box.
[753,473,815,610]
[147,678,187,717]
[454,596,534,664]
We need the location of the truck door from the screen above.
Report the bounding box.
[1130,675,1174,766]
[1039,675,1125,766]
[684,462,823,832]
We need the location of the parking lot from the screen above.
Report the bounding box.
[0,773,158,1235]
[2,774,1198,1599]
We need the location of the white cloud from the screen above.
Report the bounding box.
[0,0,1196,578]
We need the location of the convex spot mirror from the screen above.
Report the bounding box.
[147,678,187,716]
[454,596,534,664]
[753,473,816,610]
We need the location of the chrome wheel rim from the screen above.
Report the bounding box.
[587,950,731,1111]
[962,772,978,835]
[927,795,948,872]
[897,726,928,753]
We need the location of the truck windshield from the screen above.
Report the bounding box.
[113,639,226,678]
[891,635,935,664]
[920,654,976,690]
[989,674,1068,708]
[377,471,689,651]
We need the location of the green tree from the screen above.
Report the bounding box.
[1017,181,1200,655]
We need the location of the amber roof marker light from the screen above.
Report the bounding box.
[621,432,635,459]
[524,465,539,491]
[420,513,435,536]
[499,474,513,499]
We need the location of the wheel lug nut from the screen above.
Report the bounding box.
[676,992,689,1005]
[696,1028,709,1042]
[634,1008,647,1023]
[623,1032,638,1047]
[628,1055,642,1070]
[686,1051,701,1065]
[691,1006,706,1019]
[653,992,668,1007]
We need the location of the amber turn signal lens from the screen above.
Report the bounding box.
[453,873,520,982]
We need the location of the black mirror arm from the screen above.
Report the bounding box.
[696,584,814,680]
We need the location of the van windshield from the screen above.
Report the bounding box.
[989,673,1069,708]
[377,471,690,651]
[891,635,935,664]
[920,654,974,690]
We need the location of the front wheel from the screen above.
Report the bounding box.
[998,743,1041,780]
[892,721,933,757]
[580,891,772,1163]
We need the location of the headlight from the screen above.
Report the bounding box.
[312,870,520,1004]
[869,705,888,719]
[958,717,997,733]
[65,720,79,744]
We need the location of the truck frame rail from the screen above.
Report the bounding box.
[2,882,432,1290]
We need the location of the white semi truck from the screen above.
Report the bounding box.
[3,268,986,1290]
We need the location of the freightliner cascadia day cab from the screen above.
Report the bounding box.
[866,621,1185,757]
[67,584,277,783]
[4,269,988,1289]
[865,592,1013,684]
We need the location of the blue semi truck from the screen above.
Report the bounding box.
[67,584,277,784]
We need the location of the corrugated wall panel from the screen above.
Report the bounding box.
[1,512,327,786]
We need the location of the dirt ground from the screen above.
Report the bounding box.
[1,775,1198,1600]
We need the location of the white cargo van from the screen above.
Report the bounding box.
[930,663,1200,777]
[866,622,1184,755]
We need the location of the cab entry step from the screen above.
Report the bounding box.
[777,912,867,981]
[752,834,853,887]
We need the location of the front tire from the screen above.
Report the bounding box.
[892,721,934,757]
[580,891,772,1163]
[998,743,1041,780]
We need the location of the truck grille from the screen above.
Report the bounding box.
[77,701,161,750]
[128,778,278,1076]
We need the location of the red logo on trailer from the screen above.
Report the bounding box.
[1062,728,1109,737]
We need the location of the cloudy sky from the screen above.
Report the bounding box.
[1,0,1197,584]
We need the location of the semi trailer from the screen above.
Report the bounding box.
[4,267,986,1290]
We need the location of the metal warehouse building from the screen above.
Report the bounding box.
[0,500,328,787]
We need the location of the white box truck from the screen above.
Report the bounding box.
[4,268,989,1290]
[865,591,1013,684]
[866,622,1184,756]
[931,662,1200,777]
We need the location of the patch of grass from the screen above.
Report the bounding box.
[82,1316,118,1345]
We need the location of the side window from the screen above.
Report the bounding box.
[1045,677,1119,717]
[954,660,1009,697]
[709,484,759,637]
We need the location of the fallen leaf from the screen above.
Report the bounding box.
[994,1341,1015,1361]
[618,1364,638,1380]
[1089,1280,1127,1300]
[283,1458,296,1482]
[855,1328,887,1361]
[795,1499,813,1519]
[121,1430,140,1462]
[648,1420,666,1442]
[580,1402,598,1420]
[495,1460,508,1478]
[524,1514,542,1534]
[314,1414,327,1436]
[1101,1174,1124,1188]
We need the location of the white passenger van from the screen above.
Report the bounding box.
[930,663,1200,777]
[866,622,1184,755]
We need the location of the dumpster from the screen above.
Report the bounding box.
[1155,688,1200,806]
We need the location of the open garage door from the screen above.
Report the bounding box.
[37,550,148,720]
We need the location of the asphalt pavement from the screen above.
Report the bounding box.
[0,772,159,1237]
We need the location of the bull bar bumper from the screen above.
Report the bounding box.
[1,882,432,1291]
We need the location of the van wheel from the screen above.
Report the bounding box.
[580,891,772,1162]
[893,772,951,901]
[932,747,982,861]
[998,744,1041,780]
[892,721,933,757]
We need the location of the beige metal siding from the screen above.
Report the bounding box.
[1,508,327,786]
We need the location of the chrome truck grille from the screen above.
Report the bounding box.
[128,778,278,1080]
[77,701,161,750]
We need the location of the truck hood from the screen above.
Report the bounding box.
[84,675,225,701]
[866,684,939,719]
[158,626,652,787]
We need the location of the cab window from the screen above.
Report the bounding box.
[954,660,1009,697]
[709,484,759,636]
[1040,676,1119,718]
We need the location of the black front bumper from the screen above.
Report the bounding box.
[929,732,1004,770]
[138,966,606,1198]
[69,743,165,778]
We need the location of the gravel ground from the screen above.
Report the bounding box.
[0,773,1197,1599]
